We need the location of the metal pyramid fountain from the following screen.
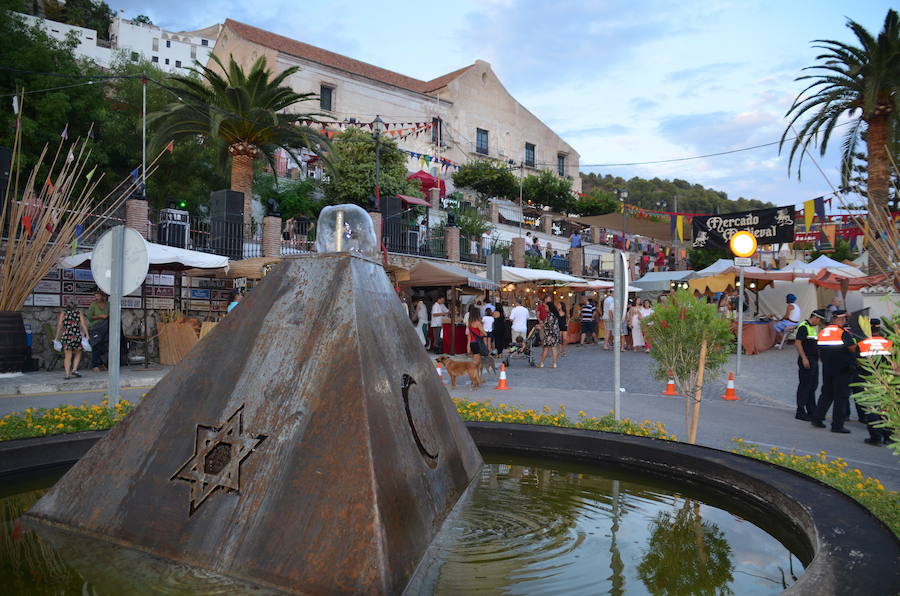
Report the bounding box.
[26,205,483,594]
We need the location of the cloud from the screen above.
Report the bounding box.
[631,97,661,112]
[561,124,632,137]
[665,61,743,82]
[456,0,682,87]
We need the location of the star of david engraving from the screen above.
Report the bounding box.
[171,405,266,516]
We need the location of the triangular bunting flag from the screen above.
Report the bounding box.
[60,124,68,140]
[166,140,174,154]
[85,165,97,181]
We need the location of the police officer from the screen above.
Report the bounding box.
[856,318,894,446]
[810,309,857,433]
[794,309,825,421]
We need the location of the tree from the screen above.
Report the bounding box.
[781,9,900,273]
[645,290,732,443]
[321,127,421,207]
[808,238,858,263]
[149,54,328,233]
[452,159,518,202]
[687,247,730,270]
[255,172,320,220]
[522,170,574,213]
[133,15,153,25]
[37,0,115,40]
[841,117,900,210]
[573,189,619,216]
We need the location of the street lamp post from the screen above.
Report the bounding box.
[616,188,628,247]
[372,115,385,210]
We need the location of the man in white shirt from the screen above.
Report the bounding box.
[602,292,616,349]
[509,299,530,343]
[431,297,449,353]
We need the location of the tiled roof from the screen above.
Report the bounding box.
[223,19,472,94]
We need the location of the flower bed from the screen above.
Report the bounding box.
[732,440,899,538]
[0,400,133,441]
[452,398,678,440]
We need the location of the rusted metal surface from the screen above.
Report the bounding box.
[26,253,484,594]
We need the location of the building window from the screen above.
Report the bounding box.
[201,39,208,46]
[152,37,159,51]
[320,85,334,111]
[175,60,182,68]
[557,153,566,176]
[524,143,535,167]
[431,117,443,145]
[166,40,171,48]
[130,52,139,62]
[190,45,197,59]
[476,128,489,155]
[164,58,170,65]
[151,56,158,63]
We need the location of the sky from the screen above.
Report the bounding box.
[110,0,895,211]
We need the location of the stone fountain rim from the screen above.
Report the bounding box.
[1,424,898,595]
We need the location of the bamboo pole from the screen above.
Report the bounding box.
[688,339,708,445]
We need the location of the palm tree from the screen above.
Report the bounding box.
[781,9,899,271]
[150,54,328,234]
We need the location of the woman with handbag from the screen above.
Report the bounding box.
[55,297,90,380]
[537,295,561,368]
[466,304,487,366]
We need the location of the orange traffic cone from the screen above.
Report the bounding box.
[435,361,446,384]
[721,372,740,401]
[663,374,678,396]
[495,364,510,390]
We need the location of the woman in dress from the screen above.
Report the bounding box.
[638,299,654,353]
[55,297,89,380]
[629,298,645,352]
[554,297,568,357]
[537,295,560,368]
[492,303,510,354]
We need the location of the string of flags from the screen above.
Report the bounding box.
[402,150,460,172]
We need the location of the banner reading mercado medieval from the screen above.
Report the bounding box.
[691,206,795,249]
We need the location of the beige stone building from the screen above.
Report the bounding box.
[212,19,580,193]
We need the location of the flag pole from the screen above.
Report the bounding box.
[142,74,147,200]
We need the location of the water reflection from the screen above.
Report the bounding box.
[637,499,734,595]
[2,458,804,595]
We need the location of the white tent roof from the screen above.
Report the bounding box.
[777,256,866,278]
[694,259,769,277]
[501,266,587,283]
[633,270,695,291]
[60,240,229,270]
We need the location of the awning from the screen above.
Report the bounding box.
[694,259,794,281]
[568,279,643,292]
[574,213,674,242]
[396,194,431,207]
[777,256,866,278]
[501,266,586,284]
[810,270,891,291]
[406,170,446,197]
[60,240,229,271]
[399,260,499,290]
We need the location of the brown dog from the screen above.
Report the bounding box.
[436,356,481,389]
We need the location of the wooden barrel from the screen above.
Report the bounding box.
[0,311,27,373]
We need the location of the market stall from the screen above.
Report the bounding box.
[632,270,695,292]
[60,241,229,365]
[400,261,499,355]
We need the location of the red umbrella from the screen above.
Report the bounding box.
[407,170,446,197]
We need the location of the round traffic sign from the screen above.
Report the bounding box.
[90,226,150,296]
[729,231,757,258]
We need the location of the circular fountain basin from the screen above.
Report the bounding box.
[1,425,898,595]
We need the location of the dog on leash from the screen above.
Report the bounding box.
[435,356,481,389]
[479,353,497,378]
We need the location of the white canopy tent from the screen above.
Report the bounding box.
[501,266,586,284]
[694,258,771,277]
[776,256,865,278]
[632,270,695,291]
[60,241,229,270]
[568,279,643,292]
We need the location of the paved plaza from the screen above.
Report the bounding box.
[1,346,897,490]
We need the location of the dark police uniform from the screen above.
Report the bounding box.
[857,335,894,445]
[794,320,819,419]
[811,323,856,432]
